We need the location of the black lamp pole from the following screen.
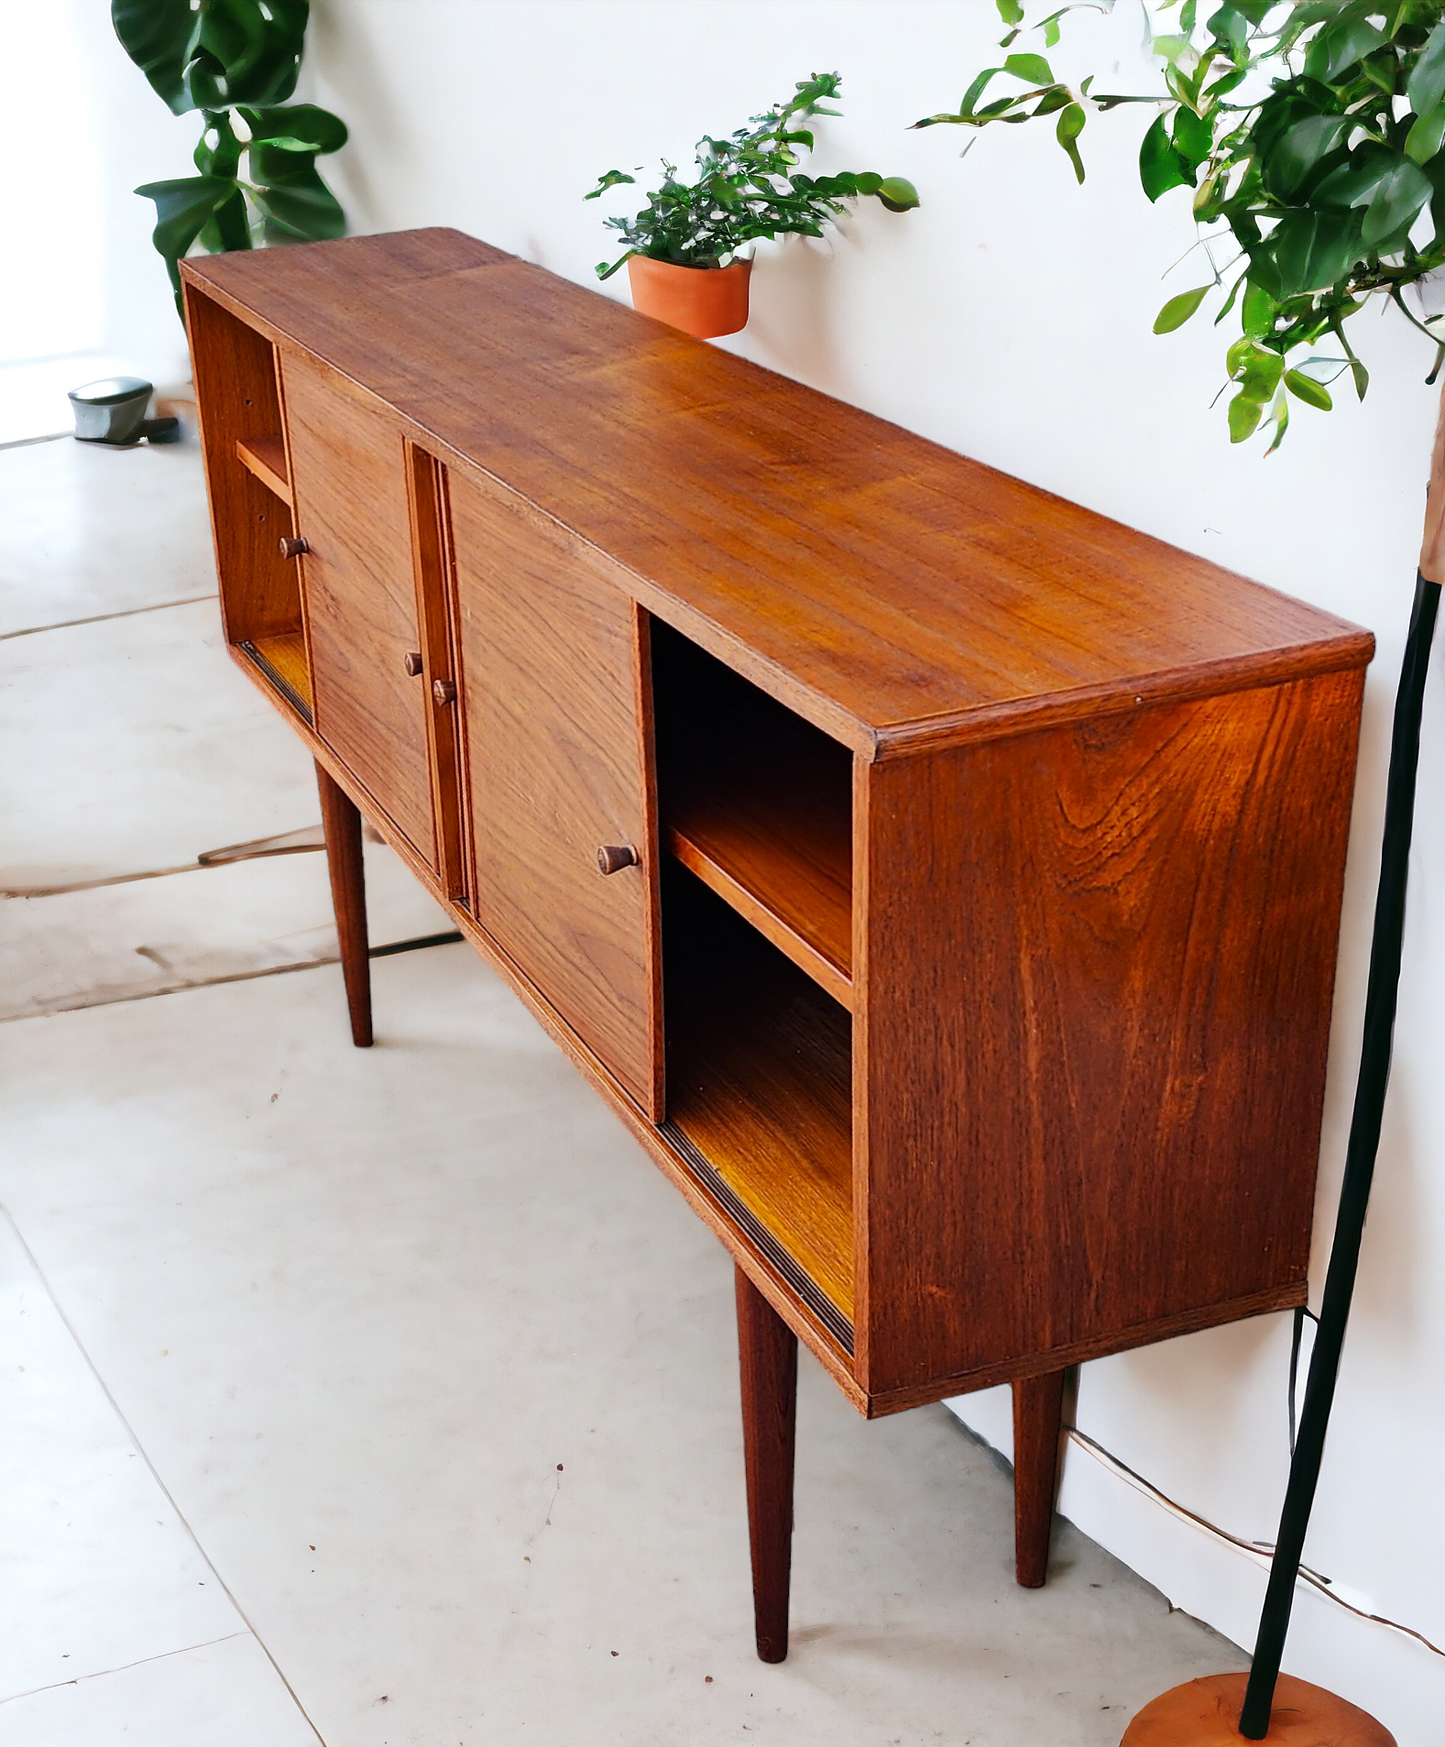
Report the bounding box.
[1237,569,1441,1739]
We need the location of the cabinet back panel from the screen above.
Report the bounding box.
[283,355,437,867]
[856,670,1364,1396]
[449,469,661,1114]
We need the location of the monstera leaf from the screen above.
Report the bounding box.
[111,0,196,114]
[113,0,346,319]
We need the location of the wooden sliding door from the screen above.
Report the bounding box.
[283,354,436,867]
[447,470,661,1115]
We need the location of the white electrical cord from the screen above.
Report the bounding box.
[1063,1424,1445,1661]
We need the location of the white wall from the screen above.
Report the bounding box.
[99,2,1445,1738]
[75,0,197,385]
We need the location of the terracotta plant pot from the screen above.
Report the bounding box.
[626,255,752,339]
[1119,1673,1396,1746]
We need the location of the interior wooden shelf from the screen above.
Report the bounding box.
[668,753,852,1007]
[665,875,853,1330]
[236,435,292,504]
[239,631,312,720]
[654,621,853,1008]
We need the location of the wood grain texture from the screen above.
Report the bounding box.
[184,286,301,646]
[449,467,661,1115]
[1012,1370,1066,1587]
[736,1265,798,1663]
[854,669,1366,1398]
[235,435,291,504]
[666,872,854,1323]
[316,758,372,1047]
[282,352,437,869]
[406,445,469,904]
[182,235,1373,760]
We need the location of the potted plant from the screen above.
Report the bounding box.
[586,72,920,338]
[916,6,1445,1743]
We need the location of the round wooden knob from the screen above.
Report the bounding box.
[279,535,309,559]
[432,677,457,706]
[404,651,424,677]
[597,844,639,875]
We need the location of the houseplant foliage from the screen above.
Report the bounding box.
[917,0,1445,450]
[112,0,347,316]
[586,72,920,279]
[922,7,1441,1743]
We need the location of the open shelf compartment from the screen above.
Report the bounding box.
[185,287,313,724]
[652,621,853,1007]
[662,845,854,1349]
[236,434,292,505]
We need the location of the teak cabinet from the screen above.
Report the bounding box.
[182,229,1372,1660]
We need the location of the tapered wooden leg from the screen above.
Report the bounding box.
[315,760,372,1047]
[736,1266,798,1663]
[1012,1368,1066,1587]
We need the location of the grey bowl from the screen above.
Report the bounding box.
[69,376,154,445]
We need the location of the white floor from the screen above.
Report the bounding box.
[0,432,1246,1745]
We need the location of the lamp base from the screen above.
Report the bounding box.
[1120,1674,1395,1746]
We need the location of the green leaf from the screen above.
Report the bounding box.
[195,0,307,106]
[1225,334,1254,378]
[1055,103,1086,184]
[1238,347,1283,401]
[183,52,230,113]
[1313,144,1398,209]
[242,103,348,154]
[1408,21,1445,121]
[1209,6,1251,58]
[1174,106,1214,167]
[1214,270,1247,325]
[960,67,1003,116]
[1264,391,1290,456]
[1302,15,1386,84]
[1154,283,1211,332]
[586,169,637,200]
[1240,279,1276,338]
[134,175,237,261]
[876,176,921,211]
[111,0,196,114]
[1140,113,1191,201]
[1268,113,1352,201]
[1003,53,1055,86]
[194,110,242,180]
[249,165,345,242]
[198,186,252,254]
[1284,368,1332,409]
[995,0,1024,22]
[1361,154,1432,249]
[1406,101,1445,168]
[1228,389,1265,442]
[1266,207,1363,297]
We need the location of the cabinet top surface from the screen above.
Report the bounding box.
[184,229,1372,754]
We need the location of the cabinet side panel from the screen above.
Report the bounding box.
[450,469,660,1115]
[856,670,1364,1398]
